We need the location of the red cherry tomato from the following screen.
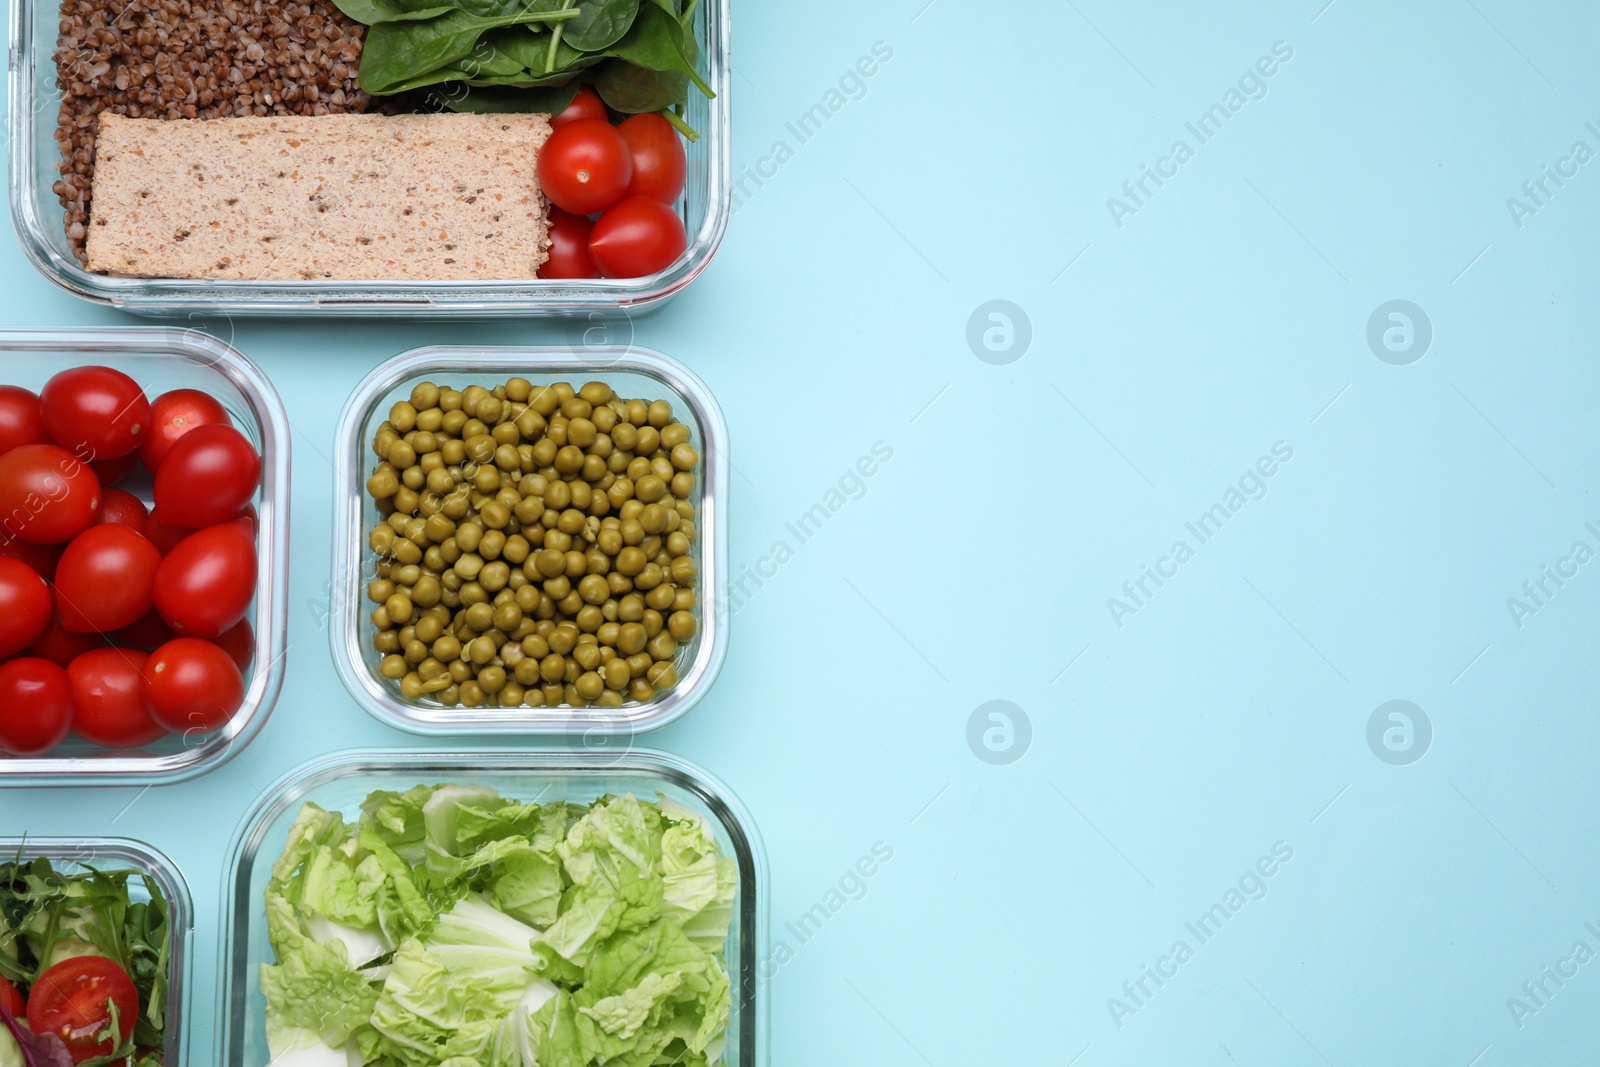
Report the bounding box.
[54,525,162,633]
[539,208,598,279]
[617,113,686,204]
[0,537,63,579]
[537,119,633,215]
[89,451,139,487]
[214,618,255,673]
[27,956,139,1064]
[143,519,191,557]
[0,444,101,545]
[153,425,260,530]
[140,388,231,473]
[152,522,256,639]
[0,386,51,456]
[0,658,73,756]
[111,608,175,650]
[552,86,609,128]
[142,637,245,734]
[39,366,150,462]
[97,487,149,534]
[67,647,163,749]
[0,975,23,1015]
[0,557,52,657]
[28,612,104,666]
[589,197,687,278]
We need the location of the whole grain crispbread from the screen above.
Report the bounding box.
[85,112,553,281]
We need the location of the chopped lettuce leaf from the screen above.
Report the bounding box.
[262,789,738,1067]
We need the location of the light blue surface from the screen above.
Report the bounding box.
[6,0,1600,1063]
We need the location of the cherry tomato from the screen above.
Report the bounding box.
[589,197,687,278]
[54,525,162,633]
[0,386,51,456]
[0,975,22,1015]
[214,618,255,673]
[28,613,104,667]
[89,451,139,486]
[0,659,73,756]
[140,389,231,473]
[67,648,163,749]
[39,366,150,462]
[539,208,598,279]
[153,425,260,530]
[0,556,52,657]
[27,956,138,1064]
[0,537,62,579]
[111,608,174,651]
[537,119,633,215]
[97,487,149,534]
[143,519,191,558]
[552,85,609,128]
[143,637,245,734]
[0,444,101,545]
[152,522,255,639]
[617,113,686,203]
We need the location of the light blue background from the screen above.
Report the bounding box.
[6,0,1600,1063]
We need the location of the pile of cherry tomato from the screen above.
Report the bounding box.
[0,365,259,757]
[537,88,690,280]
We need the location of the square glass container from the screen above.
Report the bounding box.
[0,836,193,1067]
[0,328,290,786]
[7,0,729,317]
[331,344,727,736]
[217,748,768,1067]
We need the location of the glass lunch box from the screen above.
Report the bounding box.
[0,836,194,1067]
[6,0,730,317]
[331,344,728,737]
[217,748,769,1067]
[0,328,290,786]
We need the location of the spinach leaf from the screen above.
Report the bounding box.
[330,0,454,25]
[604,2,710,96]
[358,4,579,94]
[445,81,582,113]
[562,0,640,52]
[593,57,684,114]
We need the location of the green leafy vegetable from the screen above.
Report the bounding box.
[261,788,737,1067]
[562,0,640,51]
[335,0,712,131]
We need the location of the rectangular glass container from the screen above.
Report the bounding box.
[217,748,768,1067]
[7,0,730,317]
[0,836,193,1067]
[331,344,727,736]
[0,328,290,786]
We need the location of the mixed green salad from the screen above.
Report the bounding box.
[0,854,173,1067]
[262,786,738,1067]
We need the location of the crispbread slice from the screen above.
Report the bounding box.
[85,112,553,281]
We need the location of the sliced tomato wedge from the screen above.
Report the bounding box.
[26,956,138,1064]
